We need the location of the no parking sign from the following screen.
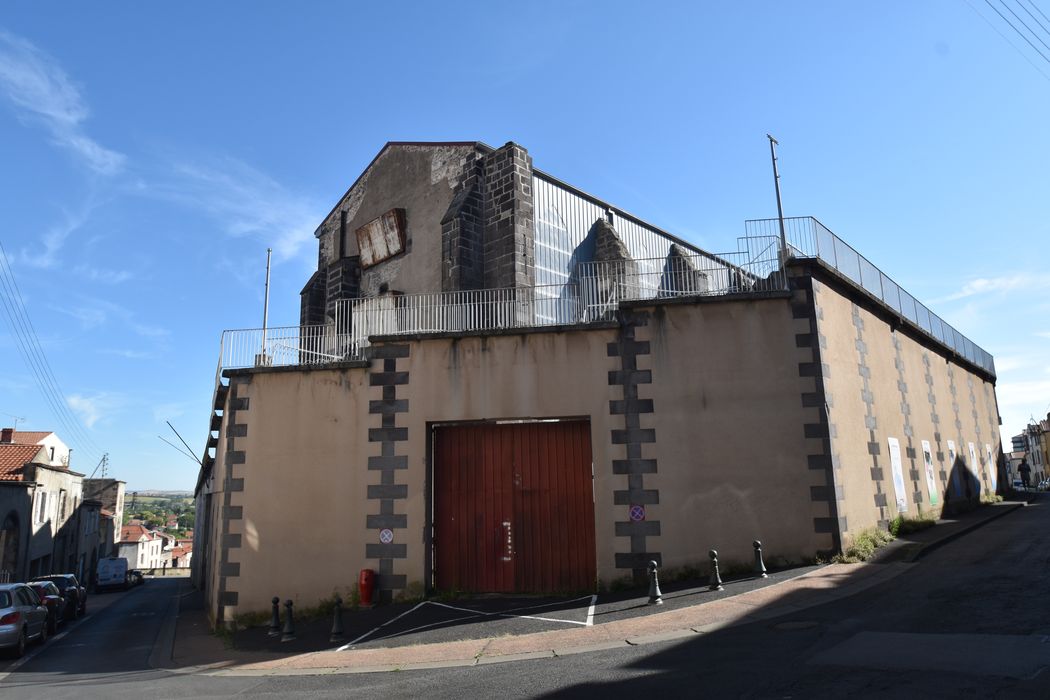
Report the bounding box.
[629,504,646,522]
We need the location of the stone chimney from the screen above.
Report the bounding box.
[0,427,12,444]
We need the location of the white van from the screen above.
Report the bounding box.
[96,557,129,590]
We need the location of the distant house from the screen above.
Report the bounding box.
[171,541,193,568]
[1,427,99,581]
[118,524,165,570]
[2,428,71,468]
[83,478,126,556]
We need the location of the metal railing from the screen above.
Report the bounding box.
[335,285,587,350]
[747,216,995,377]
[576,237,785,318]
[220,324,361,370]
[218,239,786,369]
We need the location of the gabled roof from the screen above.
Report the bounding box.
[119,523,157,543]
[8,430,54,444]
[0,444,47,480]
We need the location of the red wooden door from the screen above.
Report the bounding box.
[434,421,595,593]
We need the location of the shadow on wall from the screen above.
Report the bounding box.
[941,456,983,516]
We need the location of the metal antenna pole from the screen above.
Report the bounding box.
[767,134,788,266]
[261,247,272,358]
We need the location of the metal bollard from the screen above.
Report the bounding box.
[280,599,296,642]
[267,596,280,637]
[646,560,663,605]
[329,595,346,644]
[708,549,724,591]
[753,540,768,578]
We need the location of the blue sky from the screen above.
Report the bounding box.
[1,2,1048,490]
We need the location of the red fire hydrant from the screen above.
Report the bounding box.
[358,568,376,608]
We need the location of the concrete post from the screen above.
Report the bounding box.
[267,596,280,637]
[708,549,724,591]
[646,560,663,605]
[280,599,296,642]
[753,540,768,578]
[329,595,345,644]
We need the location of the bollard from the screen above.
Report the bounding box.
[267,596,280,637]
[708,549,723,591]
[280,599,296,642]
[646,560,663,605]
[329,595,346,644]
[753,540,768,578]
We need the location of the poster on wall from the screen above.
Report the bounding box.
[947,440,961,497]
[968,442,980,493]
[921,439,939,506]
[985,444,997,493]
[887,437,908,513]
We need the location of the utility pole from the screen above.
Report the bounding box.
[260,247,272,364]
[767,134,789,267]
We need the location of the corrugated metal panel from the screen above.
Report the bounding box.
[434,421,595,593]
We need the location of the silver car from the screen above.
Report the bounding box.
[0,583,49,658]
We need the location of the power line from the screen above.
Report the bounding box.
[965,0,1050,81]
[0,250,96,457]
[1017,0,1050,39]
[983,0,1050,66]
[998,0,1050,55]
[0,242,105,462]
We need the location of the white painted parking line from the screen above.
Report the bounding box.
[339,596,596,648]
[337,601,427,649]
[429,600,590,626]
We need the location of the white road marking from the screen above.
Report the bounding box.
[342,596,595,647]
[337,601,428,649]
[585,594,597,627]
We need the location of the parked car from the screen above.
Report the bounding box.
[31,574,86,620]
[96,557,130,591]
[127,569,144,586]
[0,583,49,657]
[27,581,67,634]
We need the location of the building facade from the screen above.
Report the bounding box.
[194,141,1002,627]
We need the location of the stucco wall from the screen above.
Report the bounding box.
[211,294,828,619]
[814,275,1001,537]
[315,144,480,298]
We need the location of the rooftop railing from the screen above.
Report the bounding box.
[218,240,780,369]
[747,216,995,377]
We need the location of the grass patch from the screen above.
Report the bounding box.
[981,494,1004,504]
[833,527,896,563]
[889,513,937,537]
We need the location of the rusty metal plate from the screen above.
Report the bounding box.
[356,208,406,268]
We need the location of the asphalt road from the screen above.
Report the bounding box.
[1,498,1047,698]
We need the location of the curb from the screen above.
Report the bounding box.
[149,578,187,670]
[906,502,1026,563]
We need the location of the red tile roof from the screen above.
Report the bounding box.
[0,444,46,480]
[8,430,53,444]
[119,523,157,543]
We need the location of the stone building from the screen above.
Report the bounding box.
[193,141,1001,627]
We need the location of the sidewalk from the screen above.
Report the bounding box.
[164,497,1029,677]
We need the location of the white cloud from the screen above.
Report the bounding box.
[0,29,125,174]
[48,296,169,338]
[155,156,321,263]
[152,402,188,423]
[67,392,122,429]
[99,348,154,360]
[73,265,133,284]
[933,273,1050,303]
